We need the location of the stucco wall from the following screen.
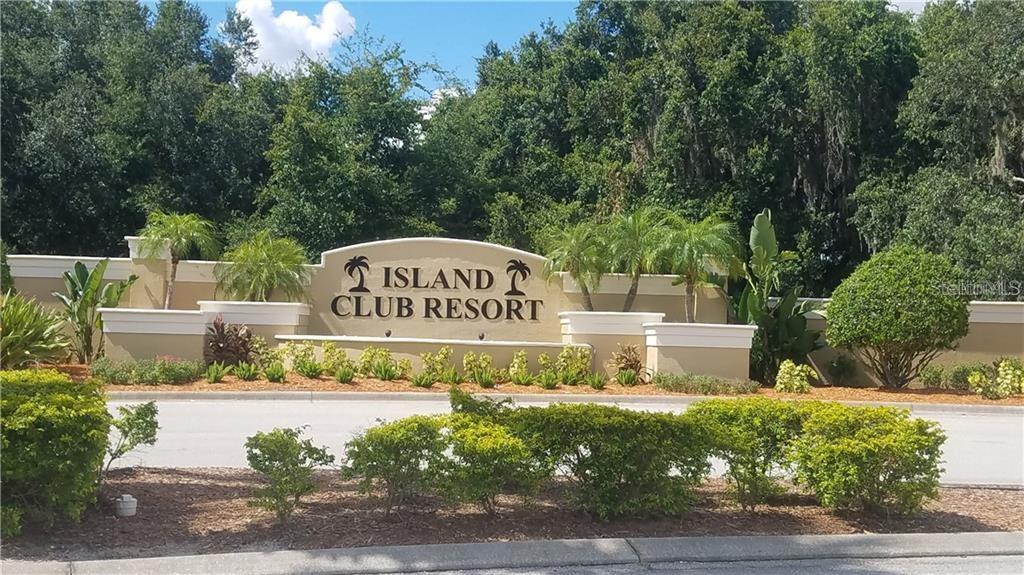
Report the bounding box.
[647,346,751,381]
[105,333,204,362]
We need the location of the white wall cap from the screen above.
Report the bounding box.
[7,255,131,280]
[198,301,310,326]
[644,322,758,350]
[125,236,171,260]
[559,311,666,336]
[98,308,206,335]
[275,334,589,349]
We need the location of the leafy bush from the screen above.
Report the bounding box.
[234,362,260,381]
[968,359,1024,400]
[536,370,559,389]
[616,368,639,387]
[373,359,400,381]
[502,404,712,518]
[203,315,255,366]
[321,342,354,374]
[789,404,945,515]
[652,372,760,395]
[335,365,355,384]
[509,370,535,386]
[0,292,69,369]
[0,370,110,524]
[826,354,857,387]
[91,357,204,385]
[606,344,647,384]
[774,360,816,393]
[264,362,286,383]
[946,362,988,391]
[2,506,23,538]
[421,346,454,378]
[294,356,324,379]
[826,247,969,388]
[441,415,543,515]
[205,361,232,383]
[462,351,497,387]
[586,372,606,390]
[343,415,446,514]
[555,346,592,386]
[245,427,334,523]
[439,365,462,386]
[507,350,530,382]
[688,398,812,510]
[410,371,435,388]
[359,346,402,380]
[105,402,159,473]
[52,259,135,364]
[919,364,945,388]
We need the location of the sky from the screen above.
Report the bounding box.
[191,1,578,91]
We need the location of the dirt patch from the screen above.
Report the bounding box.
[51,363,1024,405]
[4,468,1023,561]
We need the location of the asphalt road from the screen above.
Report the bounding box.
[108,397,1024,486]
[405,555,1024,575]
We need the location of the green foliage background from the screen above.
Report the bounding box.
[2,0,1021,297]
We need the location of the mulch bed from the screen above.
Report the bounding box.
[5,468,1023,562]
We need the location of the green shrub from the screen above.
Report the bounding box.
[294,356,324,379]
[536,370,559,389]
[826,247,969,389]
[205,361,232,383]
[91,357,204,385]
[343,415,446,513]
[53,259,136,364]
[322,342,354,375]
[919,364,945,388]
[359,346,401,379]
[410,371,434,388]
[652,372,760,395]
[335,365,355,384]
[774,360,815,393]
[946,362,991,391]
[507,350,529,381]
[439,365,462,386]
[421,346,455,379]
[441,415,543,515]
[509,370,535,386]
[1,506,23,538]
[586,372,606,390]
[373,359,400,381]
[688,398,813,510]
[503,404,712,518]
[555,346,592,386]
[264,362,286,383]
[449,387,515,419]
[0,369,110,524]
[826,354,857,387]
[615,368,639,387]
[105,402,159,473]
[463,351,498,387]
[0,292,69,369]
[234,361,260,381]
[245,427,334,523]
[968,360,1024,400]
[789,403,945,515]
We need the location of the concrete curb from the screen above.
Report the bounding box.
[105,390,1024,414]
[5,532,1022,575]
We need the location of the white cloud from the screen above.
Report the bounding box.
[235,0,356,71]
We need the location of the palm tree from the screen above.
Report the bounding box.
[139,211,219,309]
[505,259,531,296]
[664,214,741,322]
[345,256,370,292]
[215,231,311,301]
[541,222,605,310]
[606,206,671,312]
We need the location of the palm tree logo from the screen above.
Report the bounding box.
[345,255,370,293]
[505,259,531,296]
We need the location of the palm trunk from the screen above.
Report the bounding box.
[164,257,179,310]
[580,283,594,311]
[683,282,695,323]
[622,273,639,312]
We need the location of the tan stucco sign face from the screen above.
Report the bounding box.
[307,239,564,341]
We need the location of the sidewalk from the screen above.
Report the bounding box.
[107,389,1024,415]
[6,532,1023,575]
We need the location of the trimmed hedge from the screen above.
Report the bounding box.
[0,370,110,530]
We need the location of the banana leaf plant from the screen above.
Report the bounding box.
[53,260,137,363]
[735,209,821,383]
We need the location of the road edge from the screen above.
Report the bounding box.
[6,531,1023,575]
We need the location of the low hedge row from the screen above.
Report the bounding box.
[334,391,947,519]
